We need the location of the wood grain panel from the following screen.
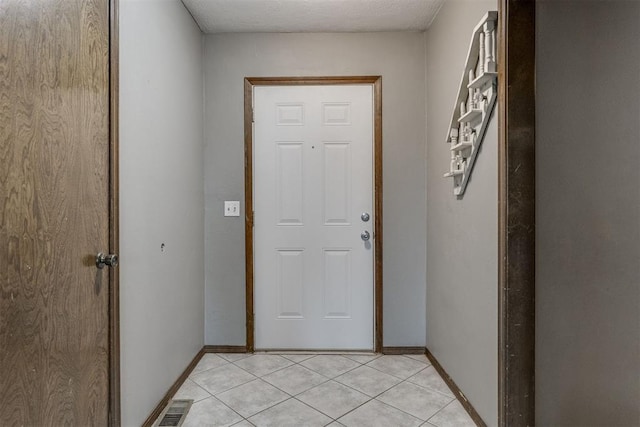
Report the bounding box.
[0,0,111,425]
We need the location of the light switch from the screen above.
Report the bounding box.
[224,201,240,217]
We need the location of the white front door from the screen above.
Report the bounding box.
[253,84,374,350]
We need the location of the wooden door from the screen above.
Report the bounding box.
[253,85,374,350]
[0,0,113,425]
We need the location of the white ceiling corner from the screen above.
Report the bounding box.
[181,0,445,34]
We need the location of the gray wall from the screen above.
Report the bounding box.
[119,0,204,425]
[203,33,427,347]
[536,1,640,425]
[425,1,498,426]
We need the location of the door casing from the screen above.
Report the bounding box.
[244,76,383,353]
[109,0,121,424]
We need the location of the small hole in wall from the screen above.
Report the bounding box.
[161,243,165,252]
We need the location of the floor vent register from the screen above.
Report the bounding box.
[155,399,193,427]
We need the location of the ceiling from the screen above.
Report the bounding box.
[181,0,445,34]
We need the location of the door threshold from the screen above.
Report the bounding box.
[255,349,378,355]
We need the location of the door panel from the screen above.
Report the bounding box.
[254,85,374,350]
[323,142,351,224]
[323,249,351,318]
[277,249,305,318]
[277,142,304,225]
[0,0,111,424]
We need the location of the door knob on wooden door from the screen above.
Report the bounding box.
[361,231,370,241]
[96,253,118,269]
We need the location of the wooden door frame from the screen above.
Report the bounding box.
[244,76,383,353]
[497,1,536,426]
[109,0,121,424]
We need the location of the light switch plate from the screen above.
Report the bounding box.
[224,201,240,217]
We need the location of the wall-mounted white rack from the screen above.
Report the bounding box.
[443,11,498,196]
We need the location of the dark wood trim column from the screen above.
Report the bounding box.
[497,1,536,426]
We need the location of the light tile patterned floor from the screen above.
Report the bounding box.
[166,353,477,427]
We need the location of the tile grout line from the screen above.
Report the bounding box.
[230,354,295,377]
[246,353,366,421]
[362,356,430,380]
[290,395,338,422]
[424,399,455,427]
[425,396,478,427]
[212,394,248,425]
[329,361,456,424]
[404,369,459,401]
[324,361,432,424]
[191,356,256,422]
[226,355,334,422]
[230,354,372,424]
[219,378,300,421]
[362,357,457,400]
[372,366,456,423]
[185,354,457,426]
